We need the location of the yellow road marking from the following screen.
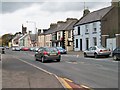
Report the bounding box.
[64,78,73,83]
[59,77,73,90]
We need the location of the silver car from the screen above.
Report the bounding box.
[84,46,111,58]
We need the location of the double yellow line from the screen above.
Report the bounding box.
[59,77,73,90]
[58,77,92,90]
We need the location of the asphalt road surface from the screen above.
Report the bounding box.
[1,49,119,90]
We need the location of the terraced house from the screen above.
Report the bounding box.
[38,18,78,51]
[74,1,120,51]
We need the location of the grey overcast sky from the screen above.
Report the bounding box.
[0,0,113,35]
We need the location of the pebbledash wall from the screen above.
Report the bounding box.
[74,21,101,51]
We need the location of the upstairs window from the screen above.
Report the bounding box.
[78,27,80,35]
[85,24,89,34]
[68,31,71,38]
[93,22,97,32]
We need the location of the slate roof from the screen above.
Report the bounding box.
[64,20,78,30]
[75,6,113,26]
[44,19,78,34]
[45,27,57,34]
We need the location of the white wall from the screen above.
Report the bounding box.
[74,21,101,51]
[107,38,116,51]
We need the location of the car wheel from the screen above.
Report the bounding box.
[84,53,87,57]
[35,56,38,61]
[41,57,45,63]
[56,59,60,62]
[113,55,117,60]
[94,53,98,58]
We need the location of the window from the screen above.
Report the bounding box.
[68,31,71,38]
[58,32,60,40]
[76,39,78,48]
[67,41,71,46]
[93,22,97,32]
[78,27,80,35]
[85,24,89,33]
[93,37,97,46]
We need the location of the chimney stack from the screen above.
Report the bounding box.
[83,8,90,17]
[50,23,57,29]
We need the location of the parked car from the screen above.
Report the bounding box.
[35,47,61,63]
[56,47,67,54]
[33,47,39,52]
[29,47,35,51]
[21,47,29,51]
[12,46,20,51]
[112,47,120,60]
[84,46,111,58]
[5,46,9,49]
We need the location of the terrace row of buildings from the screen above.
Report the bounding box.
[12,1,120,51]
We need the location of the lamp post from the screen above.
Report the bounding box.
[26,21,37,46]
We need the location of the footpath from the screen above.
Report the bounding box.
[2,54,63,89]
[67,51,83,55]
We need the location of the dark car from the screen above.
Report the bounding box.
[112,47,120,60]
[35,47,61,63]
[56,47,67,54]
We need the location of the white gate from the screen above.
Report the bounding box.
[106,38,116,51]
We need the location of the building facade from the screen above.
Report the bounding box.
[74,1,120,51]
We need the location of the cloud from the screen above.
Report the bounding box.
[0,1,111,36]
[1,2,44,14]
[40,2,111,13]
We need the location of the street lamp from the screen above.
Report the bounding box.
[26,21,37,34]
[26,21,37,46]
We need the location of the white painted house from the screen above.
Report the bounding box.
[74,22,101,51]
[74,7,112,51]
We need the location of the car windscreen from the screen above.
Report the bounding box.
[57,47,63,50]
[97,46,105,49]
[46,47,58,52]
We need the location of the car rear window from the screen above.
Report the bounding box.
[46,47,58,52]
[97,46,105,49]
[57,47,63,50]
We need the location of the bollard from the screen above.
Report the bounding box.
[2,48,5,54]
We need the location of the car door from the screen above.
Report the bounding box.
[37,47,43,59]
[91,47,96,56]
[86,47,93,56]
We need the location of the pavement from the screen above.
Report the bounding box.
[67,51,84,57]
[2,54,63,89]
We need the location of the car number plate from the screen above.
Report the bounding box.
[50,53,56,55]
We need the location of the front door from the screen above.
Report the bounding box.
[86,38,89,50]
[80,39,82,51]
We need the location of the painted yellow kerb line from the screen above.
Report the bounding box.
[64,78,73,83]
[59,77,73,90]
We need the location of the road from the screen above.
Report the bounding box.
[1,49,119,89]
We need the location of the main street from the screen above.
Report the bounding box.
[1,49,119,89]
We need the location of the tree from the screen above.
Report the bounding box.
[1,34,14,46]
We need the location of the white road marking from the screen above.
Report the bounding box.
[13,56,53,75]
